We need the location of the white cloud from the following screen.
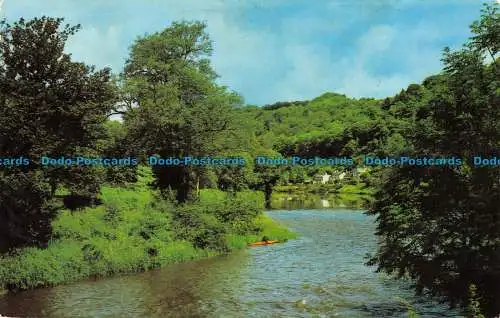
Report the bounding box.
[339,65,411,98]
[265,21,445,102]
[269,43,341,101]
[66,25,124,71]
[358,25,396,53]
[6,0,463,104]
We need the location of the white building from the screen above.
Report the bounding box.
[313,172,332,184]
[321,173,331,184]
[337,172,346,181]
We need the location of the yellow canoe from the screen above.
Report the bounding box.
[249,240,280,247]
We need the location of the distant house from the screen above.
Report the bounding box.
[321,173,331,184]
[337,172,347,181]
[313,172,331,184]
[328,169,349,181]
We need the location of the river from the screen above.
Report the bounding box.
[0,209,463,317]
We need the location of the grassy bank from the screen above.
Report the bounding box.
[271,182,375,209]
[0,177,296,293]
[226,214,298,249]
[274,182,374,196]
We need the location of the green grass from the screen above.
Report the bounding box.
[226,214,297,249]
[0,185,202,291]
[275,183,341,194]
[275,182,375,198]
[337,184,374,195]
[258,214,297,240]
[0,175,296,292]
[199,188,228,204]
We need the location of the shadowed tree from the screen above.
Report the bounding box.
[0,17,116,251]
[367,4,500,317]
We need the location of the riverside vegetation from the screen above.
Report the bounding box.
[0,166,295,293]
[0,2,498,317]
[0,16,297,296]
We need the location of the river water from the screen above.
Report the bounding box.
[0,209,463,317]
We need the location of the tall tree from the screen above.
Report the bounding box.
[367,3,500,317]
[0,17,115,251]
[121,21,241,202]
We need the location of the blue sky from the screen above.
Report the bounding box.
[2,0,489,105]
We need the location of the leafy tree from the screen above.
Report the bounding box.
[101,120,138,185]
[367,4,500,316]
[121,21,241,202]
[0,17,115,251]
[251,149,283,209]
[214,152,257,192]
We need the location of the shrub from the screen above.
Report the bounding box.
[170,204,229,252]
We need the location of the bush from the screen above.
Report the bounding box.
[0,172,57,252]
[199,189,228,204]
[170,204,229,252]
[171,190,269,252]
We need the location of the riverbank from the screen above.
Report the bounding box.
[272,182,375,209]
[0,210,463,317]
[274,182,374,196]
[0,179,296,295]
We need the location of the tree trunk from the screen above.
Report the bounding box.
[196,175,200,197]
[264,183,273,209]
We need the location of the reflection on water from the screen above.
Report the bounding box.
[271,193,372,210]
[0,210,464,318]
[320,199,330,208]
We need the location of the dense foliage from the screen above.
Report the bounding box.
[120,21,243,202]
[0,17,116,251]
[367,4,499,317]
[0,177,294,292]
